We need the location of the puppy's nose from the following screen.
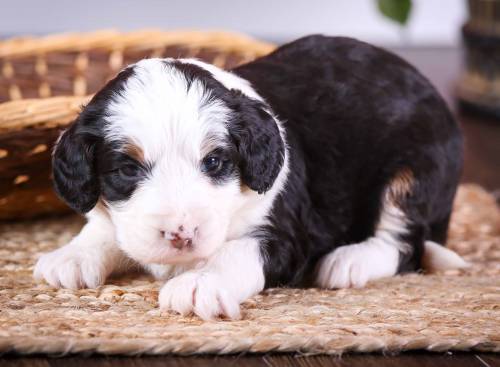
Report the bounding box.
[160,225,198,250]
[170,232,192,249]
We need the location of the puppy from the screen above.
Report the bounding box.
[35,35,467,320]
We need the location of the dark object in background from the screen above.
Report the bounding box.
[458,0,500,119]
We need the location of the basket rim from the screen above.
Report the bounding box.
[0,29,276,132]
[0,29,275,58]
[0,95,90,132]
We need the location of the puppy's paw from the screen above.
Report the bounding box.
[34,244,110,289]
[159,271,241,320]
[316,241,399,289]
[316,245,370,289]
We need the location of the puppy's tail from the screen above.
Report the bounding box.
[422,241,470,271]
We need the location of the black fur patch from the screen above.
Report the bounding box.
[52,122,101,213]
[225,90,284,194]
[234,35,463,287]
[97,145,151,203]
[52,67,143,212]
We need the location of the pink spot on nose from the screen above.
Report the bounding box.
[169,231,193,250]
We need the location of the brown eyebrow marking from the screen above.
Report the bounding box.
[123,140,145,163]
[386,168,414,205]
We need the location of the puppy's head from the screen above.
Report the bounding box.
[53,58,285,265]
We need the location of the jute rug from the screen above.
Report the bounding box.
[0,184,499,356]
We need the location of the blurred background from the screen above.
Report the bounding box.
[0,0,465,46]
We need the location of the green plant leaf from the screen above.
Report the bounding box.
[377,0,412,25]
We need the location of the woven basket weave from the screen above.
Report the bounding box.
[0,30,275,220]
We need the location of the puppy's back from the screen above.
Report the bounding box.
[235,35,463,276]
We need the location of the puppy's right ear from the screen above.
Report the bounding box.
[52,121,100,214]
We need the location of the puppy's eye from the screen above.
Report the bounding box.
[117,164,141,178]
[201,156,222,174]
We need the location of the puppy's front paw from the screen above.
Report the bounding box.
[159,272,241,320]
[34,244,110,289]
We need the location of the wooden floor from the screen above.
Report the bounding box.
[3,48,500,366]
[1,353,499,367]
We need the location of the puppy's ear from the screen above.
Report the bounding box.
[229,93,285,194]
[52,120,101,214]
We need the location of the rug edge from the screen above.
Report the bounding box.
[0,336,498,356]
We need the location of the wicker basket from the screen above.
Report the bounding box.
[0,30,275,220]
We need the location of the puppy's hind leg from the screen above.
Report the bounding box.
[316,169,419,289]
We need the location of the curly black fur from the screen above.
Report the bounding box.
[234,35,463,287]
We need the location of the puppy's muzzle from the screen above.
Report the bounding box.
[160,225,198,250]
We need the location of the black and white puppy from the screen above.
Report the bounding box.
[35,35,467,320]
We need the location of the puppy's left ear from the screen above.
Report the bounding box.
[229,93,285,194]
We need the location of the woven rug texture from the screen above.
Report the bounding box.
[0,184,499,355]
